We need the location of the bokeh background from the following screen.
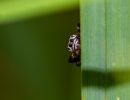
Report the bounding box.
[0,0,81,100]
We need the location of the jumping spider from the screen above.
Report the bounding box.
[67,23,80,66]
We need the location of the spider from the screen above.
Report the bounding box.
[67,23,80,66]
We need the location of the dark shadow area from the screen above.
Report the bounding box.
[82,68,130,89]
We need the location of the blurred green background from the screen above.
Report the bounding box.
[0,1,81,100]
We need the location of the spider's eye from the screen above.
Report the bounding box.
[70,39,73,42]
[68,47,72,52]
[69,44,72,47]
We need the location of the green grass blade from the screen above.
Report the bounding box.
[81,0,130,99]
[81,0,106,99]
[106,0,130,99]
